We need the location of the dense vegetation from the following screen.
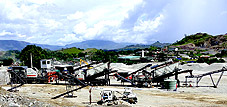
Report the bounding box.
[172,33,212,46]
[7,41,227,68]
[0,58,13,66]
[0,50,20,66]
[215,50,227,58]
[16,44,166,68]
[19,45,48,68]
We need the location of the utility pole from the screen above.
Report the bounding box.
[30,53,33,68]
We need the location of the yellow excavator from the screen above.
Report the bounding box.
[80,59,93,69]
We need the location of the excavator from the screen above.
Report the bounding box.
[80,59,93,69]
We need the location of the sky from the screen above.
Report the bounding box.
[0,0,227,46]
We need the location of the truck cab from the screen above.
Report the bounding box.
[97,90,118,105]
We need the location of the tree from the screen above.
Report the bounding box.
[19,45,47,68]
[149,46,158,51]
[90,50,119,63]
[0,58,13,66]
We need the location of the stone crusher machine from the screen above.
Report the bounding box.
[150,61,192,87]
[114,61,175,87]
[66,62,118,86]
[51,62,118,99]
[114,63,153,87]
[7,66,49,92]
[114,61,193,87]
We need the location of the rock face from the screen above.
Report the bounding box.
[203,34,227,49]
[0,66,10,85]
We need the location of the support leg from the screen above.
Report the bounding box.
[209,74,216,88]
[215,71,224,88]
[185,77,188,87]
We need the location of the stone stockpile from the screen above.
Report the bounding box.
[0,91,54,107]
[0,66,10,85]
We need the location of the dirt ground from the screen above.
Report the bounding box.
[1,63,227,107]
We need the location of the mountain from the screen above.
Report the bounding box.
[0,40,130,51]
[151,41,171,48]
[0,40,61,51]
[114,41,171,51]
[0,40,29,51]
[65,40,131,49]
[35,44,62,50]
[114,44,151,51]
[0,39,171,51]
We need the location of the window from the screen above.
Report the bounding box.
[47,61,50,64]
[42,61,46,64]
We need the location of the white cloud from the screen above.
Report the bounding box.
[67,11,84,20]
[133,14,164,32]
[58,33,83,43]
[0,0,145,45]
[0,30,13,36]
[42,19,62,30]
[73,20,121,41]
[113,31,149,44]
[1,1,23,20]
[26,36,35,40]
[0,30,26,38]
[1,0,226,46]
[73,22,87,34]
[27,0,54,5]
[17,33,26,38]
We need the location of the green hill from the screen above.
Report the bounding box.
[172,33,213,46]
[82,48,98,54]
[58,47,98,55]
[59,47,83,54]
[171,33,227,50]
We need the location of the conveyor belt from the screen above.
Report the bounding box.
[7,71,25,92]
[51,73,87,99]
[51,85,87,99]
[127,61,175,78]
[150,61,177,73]
[127,64,152,76]
[86,68,117,81]
[114,73,137,86]
[153,69,192,82]
[185,67,227,88]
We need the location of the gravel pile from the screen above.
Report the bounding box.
[180,63,227,75]
[0,66,10,85]
[0,89,55,107]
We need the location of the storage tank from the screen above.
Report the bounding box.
[164,79,177,91]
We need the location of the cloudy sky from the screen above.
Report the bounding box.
[0,0,227,46]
